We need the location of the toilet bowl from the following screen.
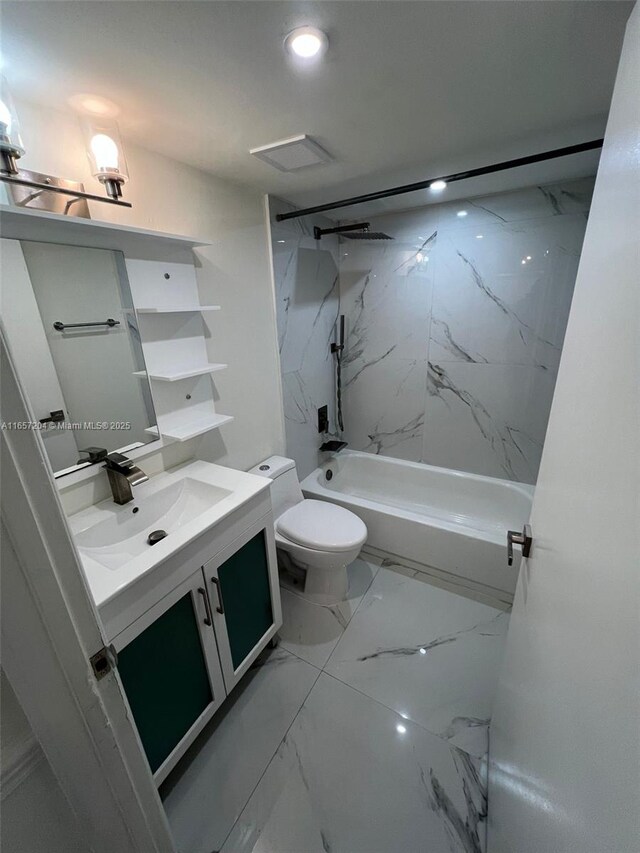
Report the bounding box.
[249,456,367,605]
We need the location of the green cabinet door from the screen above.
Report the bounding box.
[207,530,275,686]
[116,571,226,779]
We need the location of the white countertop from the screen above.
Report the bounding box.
[68,460,270,610]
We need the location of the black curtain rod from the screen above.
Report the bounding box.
[275,138,603,222]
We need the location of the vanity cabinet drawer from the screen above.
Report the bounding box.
[113,568,226,784]
[204,522,282,693]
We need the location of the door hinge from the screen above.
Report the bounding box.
[90,644,118,681]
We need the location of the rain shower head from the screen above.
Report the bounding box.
[340,231,393,240]
[313,222,393,241]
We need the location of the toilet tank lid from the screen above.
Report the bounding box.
[247,456,296,479]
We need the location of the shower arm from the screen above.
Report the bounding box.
[314,223,371,240]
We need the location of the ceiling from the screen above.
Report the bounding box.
[1,1,633,213]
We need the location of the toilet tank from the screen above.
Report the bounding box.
[247,456,303,519]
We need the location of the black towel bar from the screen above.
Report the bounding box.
[53,318,120,331]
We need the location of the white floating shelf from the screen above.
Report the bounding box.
[0,204,210,259]
[134,363,227,382]
[157,412,234,442]
[135,305,221,314]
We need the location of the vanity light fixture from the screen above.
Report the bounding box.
[285,26,328,60]
[81,117,129,200]
[0,78,131,210]
[0,77,24,175]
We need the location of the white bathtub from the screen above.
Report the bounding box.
[301,450,533,605]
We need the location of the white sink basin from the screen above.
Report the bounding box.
[68,460,270,610]
[75,477,232,570]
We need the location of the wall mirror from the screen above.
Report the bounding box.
[2,239,159,477]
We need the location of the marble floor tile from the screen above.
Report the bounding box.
[324,568,509,758]
[278,558,378,669]
[221,672,487,853]
[161,648,319,853]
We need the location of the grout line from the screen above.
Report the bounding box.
[321,561,381,673]
[277,560,381,673]
[320,669,488,766]
[216,657,323,853]
[277,643,323,672]
[217,565,383,848]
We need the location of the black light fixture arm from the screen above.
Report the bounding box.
[0,174,132,208]
[276,139,603,222]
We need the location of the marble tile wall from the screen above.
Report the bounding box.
[269,198,340,478]
[339,178,594,483]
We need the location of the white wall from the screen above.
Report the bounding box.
[11,98,285,500]
[1,669,86,852]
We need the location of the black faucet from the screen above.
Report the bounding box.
[77,447,108,465]
[104,452,149,505]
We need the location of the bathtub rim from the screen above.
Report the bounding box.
[302,450,534,547]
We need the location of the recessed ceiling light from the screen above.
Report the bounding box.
[68,93,120,118]
[476,235,483,239]
[285,26,328,59]
[457,210,468,217]
[430,180,447,192]
[396,724,407,734]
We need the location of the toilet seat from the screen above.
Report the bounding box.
[276,499,366,553]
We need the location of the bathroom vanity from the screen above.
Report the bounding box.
[69,460,282,784]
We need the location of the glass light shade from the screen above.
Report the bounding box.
[81,117,128,184]
[0,77,25,166]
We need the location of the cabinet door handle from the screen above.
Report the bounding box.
[211,577,225,614]
[198,587,213,626]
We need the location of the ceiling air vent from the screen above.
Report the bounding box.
[249,134,332,172]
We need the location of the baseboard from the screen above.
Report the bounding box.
[1,738,45,799]
[361,545,513,611]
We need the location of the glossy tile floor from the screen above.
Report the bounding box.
[162,559,509,853]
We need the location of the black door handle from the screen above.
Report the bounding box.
[39,409,65,425]
[507,524,533,566]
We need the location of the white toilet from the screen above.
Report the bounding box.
[249,456,367,605]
